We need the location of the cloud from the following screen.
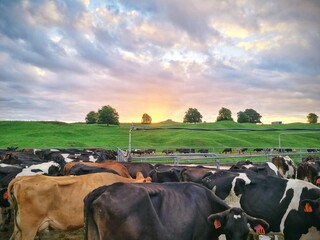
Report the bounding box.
[0,0,319,123]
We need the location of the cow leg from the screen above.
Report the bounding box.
[0,207,11,231]
[10,213,43,240]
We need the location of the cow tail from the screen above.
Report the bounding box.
[84,185,108,240]
[7,177,22,234]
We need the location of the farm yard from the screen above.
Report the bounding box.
[2,0,320,239]
[0,121,320,240]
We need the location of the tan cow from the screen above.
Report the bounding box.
[8,172,151,240]
[63,161,132,178]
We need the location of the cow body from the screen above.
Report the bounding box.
[230,160,281,177]
[8,172,151,240]
[202,170,320,240]
[120,162,154,178]
[68,163,120,176]
[272,156,297,178]
[63,161,131,177]
[180,166,217,183]
[148,164,186,182]
[222,148,232,154]
[84,182,269,240]
[297,158,320,186]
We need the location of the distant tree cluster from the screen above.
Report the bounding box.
[141,113,152,124]
[183,108,203,123]
[85,105,119,126]
[184,107,262,123]
[307,113,318,123]
[86,105,318,125]
[216,107,233,121]
[237,109,262,123]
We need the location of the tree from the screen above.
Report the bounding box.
[237,111,250,123]
[183,108,203,123]
[85,111,98,124]
[243,108,262,123]
[307,113,318,124]
[216,107,233,121]
[97,105,119,126]
[141,113,152,124]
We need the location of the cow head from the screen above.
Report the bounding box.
[300,198,320,229]
[207,208,269,240]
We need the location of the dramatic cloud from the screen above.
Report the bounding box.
[0,0,319,123]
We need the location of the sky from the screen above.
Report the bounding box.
[0,0,319,124]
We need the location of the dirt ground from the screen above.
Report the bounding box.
[0,224,84,240]
[1,225,283,240]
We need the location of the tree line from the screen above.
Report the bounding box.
[85,106,318,125]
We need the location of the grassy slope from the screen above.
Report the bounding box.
[0,121,319,149]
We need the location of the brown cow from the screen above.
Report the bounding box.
[180,166,217,183]
[63,161,132,178]
[8,172,151,240]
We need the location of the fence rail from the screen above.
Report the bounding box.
[131,149,320,167]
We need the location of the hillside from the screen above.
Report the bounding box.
[0,121,319,150]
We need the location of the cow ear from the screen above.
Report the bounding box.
[246,215,269,235]
[300,199,319,213]
[314,176,320,186]
[207,210,229,229]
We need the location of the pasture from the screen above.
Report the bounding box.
[0,121,319,150]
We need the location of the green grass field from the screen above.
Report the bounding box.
[0,121,319,151]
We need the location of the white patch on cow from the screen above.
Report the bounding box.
[279,179,317,232]
[16,161,60,177]
[224,173,251,208]
[61,154,74,163]
[283,156,296,179]
[88,155,97,162]
[258,236,271,240]
[33,149,41,155]
[50,149,60,152]
[0,163,21,168]
[300,226,320,240]
[243,164,254,169]
[233,214,241,219]
[266,162,280,176]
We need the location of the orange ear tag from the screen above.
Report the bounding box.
[304,202,313,213]
[316,178,320,184]
[214,219,221,229]
[3,191,8,200]
[254,225,265,235]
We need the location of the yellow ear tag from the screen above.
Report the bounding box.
[304,202,313,213]
[214,219,221,229]
[254,224,265,235]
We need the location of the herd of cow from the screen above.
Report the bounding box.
[132,147,319,156]
[0,147,320,240]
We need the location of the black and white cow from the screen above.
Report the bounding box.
[84,182,269,240]
[272,156,297,179]
[202,170,320,240]
[230,160,282,177]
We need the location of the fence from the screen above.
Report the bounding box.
[129,147,320,167]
